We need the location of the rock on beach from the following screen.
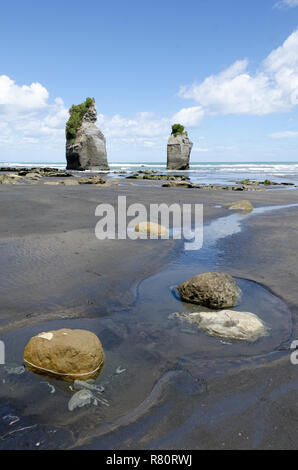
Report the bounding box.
[66,99,109,171]
[167,129,193,170]
[174,309,266,342]
[23,329,105,382]
[134,221,169,237]
[178,272,241,309]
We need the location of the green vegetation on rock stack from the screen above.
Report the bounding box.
[66,97,94,143]
[171,123,185,136]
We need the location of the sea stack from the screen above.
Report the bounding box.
[167,124,193,170]
[66,98,109,171]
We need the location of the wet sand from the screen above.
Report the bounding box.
[0,177,298,449]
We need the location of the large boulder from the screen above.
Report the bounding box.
[66,98,109,171]
[172,310,266,341]
[178,272,241,309]
[23,329,105,382]
[167,128,193,170]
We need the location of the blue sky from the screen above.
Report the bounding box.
[1,0,298,162]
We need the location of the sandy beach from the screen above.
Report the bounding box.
[0,174,297,449]
[3,0,298,454]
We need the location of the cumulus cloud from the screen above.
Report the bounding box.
[171,106,204,127]
[0,75,49,113]
[0,75,68,149]
[97,112,171,150]
[178,29,298,117]
[98,112,169,139]
[98,107,204,150]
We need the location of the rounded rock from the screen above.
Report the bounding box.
[178,272,241,309]
[23,328,105,382]
[184,309,266,341]
[135,221,169,237]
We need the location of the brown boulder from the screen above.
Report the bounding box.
[135,221,169,236]
[23,328,105,382]
[178,272,241,309]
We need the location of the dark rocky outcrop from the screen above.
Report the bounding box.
[18,168,72,177]
[235,178,295,187]
[162,181,195,188]
[126,173,190,181]
[66,99,109,171]
[167,127,193,170]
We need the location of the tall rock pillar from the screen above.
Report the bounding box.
[167,125,193,170]
[66,98,109,171]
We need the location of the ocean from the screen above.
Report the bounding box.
[1,161,298,186]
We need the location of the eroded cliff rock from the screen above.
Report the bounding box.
[167,125,193,170]
[66,98,109,171]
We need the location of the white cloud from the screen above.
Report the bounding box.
[269,130,298,138]
[97,111,171,150]
[274,0,298,8]
[0,75,49,113]
[99,108,205,150]
[98,111,170,139]
[0,75,68,149]
[179,29,298,117]
[171,106,204,127]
